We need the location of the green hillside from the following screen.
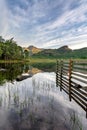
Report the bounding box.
[32,45,87,59]
[0,35,87,60]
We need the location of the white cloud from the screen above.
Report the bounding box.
[45,2,87,31]
[0,0,9,36]
[69,41,87,50]
[0,0,87,50]
[39,33,87,49]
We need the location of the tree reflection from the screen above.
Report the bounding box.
[0,63,23,84]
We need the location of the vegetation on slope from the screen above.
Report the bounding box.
[0,35,87,61]
[32,45,87,59]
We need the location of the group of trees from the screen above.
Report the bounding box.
[0,36,29,60]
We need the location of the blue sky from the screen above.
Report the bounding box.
[0,0,87,49]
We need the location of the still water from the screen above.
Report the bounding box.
[0,63,87,130]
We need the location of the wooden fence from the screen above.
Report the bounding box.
[56,60,87,118]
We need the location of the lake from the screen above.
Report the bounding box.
[0,63,87,130]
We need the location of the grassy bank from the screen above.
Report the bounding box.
[0,58,56,64]
[0,60,27,63]
[0,58,86,64]
[29,58,56,63]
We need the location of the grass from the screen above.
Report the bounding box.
[0,60,25,63]
[0,58,87,64]
[0,58,56,64]
[29,58,56,63]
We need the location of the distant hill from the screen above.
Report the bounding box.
[72,47,87,59]
[56,45,72,53]
[31,45,87,59]
[23,45,87,59]
[28,45,43,55]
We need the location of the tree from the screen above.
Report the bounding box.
[0,36,24,60]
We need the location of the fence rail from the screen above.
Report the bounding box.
[56,60,87,118]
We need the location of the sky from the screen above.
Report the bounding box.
[0,0,87,49]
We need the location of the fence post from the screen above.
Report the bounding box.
[69,60,73,101]
[56,60,59,87]
[60,61,63,91]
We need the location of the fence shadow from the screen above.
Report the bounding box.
[56,60,87,118]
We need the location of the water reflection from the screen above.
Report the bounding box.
[0,63,23,84]
[0,73,68,130]
[0,63,55,84]
[0,63,87,130]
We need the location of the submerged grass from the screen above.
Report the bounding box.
[69,111,83,130]
[0,70,85,130]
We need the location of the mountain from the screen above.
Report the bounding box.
[23,45,87,59]
[28,45,43,54]
[31,45,87,59]
[23,45,43,56]
[56,45,72,53]
[31,45,71,58]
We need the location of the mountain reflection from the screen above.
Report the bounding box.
[0,63,56,84]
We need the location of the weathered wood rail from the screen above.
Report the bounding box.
[56,60,87,118]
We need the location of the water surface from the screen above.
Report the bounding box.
[0,63,87,130]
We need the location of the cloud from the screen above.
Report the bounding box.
[0,0,87,49]
[43,2,87,31]
[40,33,87,49]
[0,0,9,36]
[32,0,87,49]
